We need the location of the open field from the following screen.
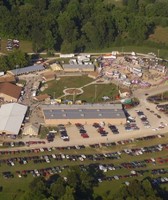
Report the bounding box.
[0,134,168,199]
[41,76,119,102]
[77,84,118,102]
[149,26,168,45]
[66,83,118,103]
[41,76,93,98]
[0,39,32,53]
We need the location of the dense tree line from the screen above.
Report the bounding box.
[20,166,168,200]
[0,50,29,71]
[0,0,168,53]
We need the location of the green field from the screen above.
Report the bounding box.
[0,39,32,53]
[0,134,168,199]
[41,76,119,103]
[149,26,168,45]
[74,83,118,103]
[41,76,94,98]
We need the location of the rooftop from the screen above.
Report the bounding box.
[8,65,45,75]
[42,104,125,120]
[0,75,16,83]
[63,64,94,70]
[0,82,22,99]
[0,103,27,135]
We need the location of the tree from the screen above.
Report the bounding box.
[0,56,9,71]
[67,169,79,189]
[50,177,65,199]
[57,11,79,43]
[60,186,75,200]
[127,0,139,12]
[112,179,163,200]
[32,28,45,53]
[128,16,148,42]
[24,177,48,200]
[45,30,55,53]
[7,50,29,69]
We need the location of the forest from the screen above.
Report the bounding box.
[0,0,168,53]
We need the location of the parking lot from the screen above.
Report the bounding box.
[1,134,168,182]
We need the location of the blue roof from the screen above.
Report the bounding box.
[42,104,125,120]
[9,65,45,75]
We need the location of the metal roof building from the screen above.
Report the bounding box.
[0,103,27,135]
[8,65,45,76]
[42,104,126,125]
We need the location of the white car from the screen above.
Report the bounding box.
[52,154,56,159]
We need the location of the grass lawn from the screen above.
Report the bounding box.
[41,76,94,98]
[0,176,32,200]
[149,26,168,45]
[77,83,118,103]
[41,76,119,103]
[64,83,118,103]
[0,39,32,54]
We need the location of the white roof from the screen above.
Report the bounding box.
[0,103,27,135]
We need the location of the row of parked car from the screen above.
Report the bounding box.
[146,107,161,119]
[2,141,45,147]
[2,141,168,168]
[0,133,164,156]
[3,160,168,190]
[108,124,119,134]
[6,39,20,51]
[75,123,89,138]
[136,110,151,128]
[58,124,69,141]
[98,168,168,185]
[93,122,108,136]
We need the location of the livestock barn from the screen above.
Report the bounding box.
[42,104,126,125]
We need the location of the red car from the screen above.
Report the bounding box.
[81,133,89,138]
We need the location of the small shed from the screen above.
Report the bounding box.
[42,71,57,82]
[23,124,40,136]
[33,94,50,102]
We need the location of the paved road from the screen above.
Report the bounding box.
[133,84,168,117]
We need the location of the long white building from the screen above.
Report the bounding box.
[0,103,27,135]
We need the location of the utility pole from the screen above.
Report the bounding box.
[73,89,76,103]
